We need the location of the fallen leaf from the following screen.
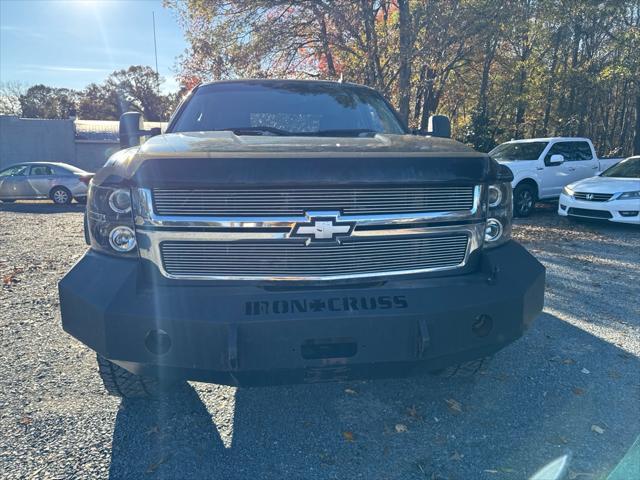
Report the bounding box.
[342,431,354,442]
[581,368,591,374]
[19,416,32,425]
[146,425,160,435]
[572,387,585,396]
[146,455,169,474]
[395,423,408,433]
[608,370,621,379]
[562,358,575,365]
[450,451,464,461]
[591,424,605,435]
[406,406,421,419]
[445,398,463,414]
[344,388,357,395]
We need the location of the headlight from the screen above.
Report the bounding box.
[562,185,574,197]
[488,185,503,207]
[484,165,513,249]
[617,190,640,200]
[86,184,137,256]
[108,189,132,213]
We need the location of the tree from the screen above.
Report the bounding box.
[19,85,78,119]
[0,81,27,116]
[105,65,172,121]
[77,83,120,120]
[162,0,639,155]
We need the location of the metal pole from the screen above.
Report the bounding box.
[152,11,159,77]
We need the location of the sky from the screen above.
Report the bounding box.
[0,0,187,93]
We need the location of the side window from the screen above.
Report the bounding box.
[29,165,54,176]
[545,142,575,165]
[573,142,593,161]
[0,165,28,177]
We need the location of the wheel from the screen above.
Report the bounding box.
[429,357,490,378]
[513,183,536,217]
[1,199,16,203]
[75,197,87,204]
[96,354,177,399]
[50,186,72,205]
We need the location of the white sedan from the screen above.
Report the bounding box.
[558,156,640,224]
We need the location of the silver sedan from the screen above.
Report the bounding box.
[0,162,93,205]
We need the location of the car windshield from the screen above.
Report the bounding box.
[170,81,406,136]
[600,157,640,178]
[489,142,548,161]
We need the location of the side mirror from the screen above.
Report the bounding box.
[119,112,144,149]
[428,115,451,139]
[549,154,564,165]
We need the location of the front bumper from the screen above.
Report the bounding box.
[59,241,545,386]
[559,193,640,225]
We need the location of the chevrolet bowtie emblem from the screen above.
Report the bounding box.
[290,214,355,244]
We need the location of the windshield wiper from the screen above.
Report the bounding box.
[307,129,379,137]
[212,127,380,137]
[217,126,291,136]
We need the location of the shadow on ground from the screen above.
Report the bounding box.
[108,313,640,480]
[0,201,85,214]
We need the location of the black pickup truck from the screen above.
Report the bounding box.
[59,80,545,398]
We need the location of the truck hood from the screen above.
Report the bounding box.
[568,176,640,194]
[94,131,497,187]
[140,131,477,156]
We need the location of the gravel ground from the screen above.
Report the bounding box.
[0,201,638,480]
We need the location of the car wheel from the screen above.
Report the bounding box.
[75,197,87,204]
[50,187,71,205]
[513,184,536,217]
[96,354,180,399]
[1,199,16,203]
[429,357,490,378]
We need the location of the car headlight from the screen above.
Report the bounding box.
[86,183,137,256]
[617,190,640,200]
[484,165,513,249]
[562,185,574,197]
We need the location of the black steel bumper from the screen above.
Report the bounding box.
[58,241,544,386]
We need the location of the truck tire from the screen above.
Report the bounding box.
[429,357,490,378]
[513,183,536,217]
[96,354,176,399]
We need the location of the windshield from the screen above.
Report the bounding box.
[170,81,406,136]
[600,157,640,178]
[489,141,548,161]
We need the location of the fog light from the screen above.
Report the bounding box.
[145,329,171,355]
[619,211,639,217]
[485,218,503,243]
[560,204,567,211]
[108,188,131,214]
[109,226,136,252]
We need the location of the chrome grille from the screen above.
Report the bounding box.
[574,192,613,202]
[159,235,469,280]
[152,186,476,216]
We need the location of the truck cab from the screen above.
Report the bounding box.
[490,137,622,216]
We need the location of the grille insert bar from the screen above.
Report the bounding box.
[574,192,613,202]
[152,187,476,216]
[160,235,469,280]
